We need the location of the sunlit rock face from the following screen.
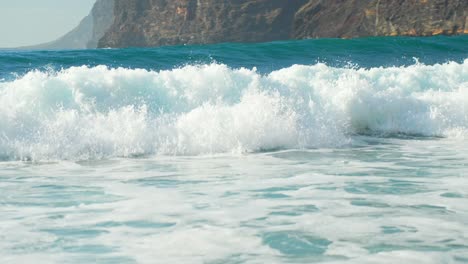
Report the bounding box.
[98,0,308,48]
[98,0,467,48]
[293,0,468,39]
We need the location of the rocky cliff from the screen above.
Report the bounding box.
[99,0,307,48]
[98,0,467,48]
[23,0,114,50]
[293,0,468,38]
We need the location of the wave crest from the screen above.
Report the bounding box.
[0,61,467,160]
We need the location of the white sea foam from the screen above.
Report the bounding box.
[0,60,467,160]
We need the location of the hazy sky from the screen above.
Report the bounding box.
[0,0,96,48]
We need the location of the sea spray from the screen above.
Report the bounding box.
[0,60,467,160]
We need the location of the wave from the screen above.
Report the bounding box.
[0,60,467,160]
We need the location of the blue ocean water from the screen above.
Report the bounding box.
[0,36,468,263]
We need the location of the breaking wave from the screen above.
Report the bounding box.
[0,60,467,160]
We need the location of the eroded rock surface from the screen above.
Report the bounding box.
[99,0,307,47]
[293,0,468,39]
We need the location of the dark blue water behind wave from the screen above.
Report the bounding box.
[0,36,467,79]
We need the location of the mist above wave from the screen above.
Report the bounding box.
[0,60,467,160]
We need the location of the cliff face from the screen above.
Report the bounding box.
[99,0,467,48]
[99,0,307,48]
[19,0,468,50]
[23,0,114,50]
[293,0,468,38]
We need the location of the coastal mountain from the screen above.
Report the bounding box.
[22,0,114,50]
[98,0,467,48]
[19,0,468,49]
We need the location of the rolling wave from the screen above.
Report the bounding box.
[0,60,467,160]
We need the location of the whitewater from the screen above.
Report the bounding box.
[0,36,467,263]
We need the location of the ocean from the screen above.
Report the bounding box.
[0,36,467,263]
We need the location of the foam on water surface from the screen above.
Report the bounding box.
[0,36,467,263]
[0,60,467,160]
[0,140,467,263]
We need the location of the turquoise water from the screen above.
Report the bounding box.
[0,36,468,263]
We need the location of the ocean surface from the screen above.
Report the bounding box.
[0,36,467,263]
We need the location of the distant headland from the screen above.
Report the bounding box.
[25,0,468,50]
